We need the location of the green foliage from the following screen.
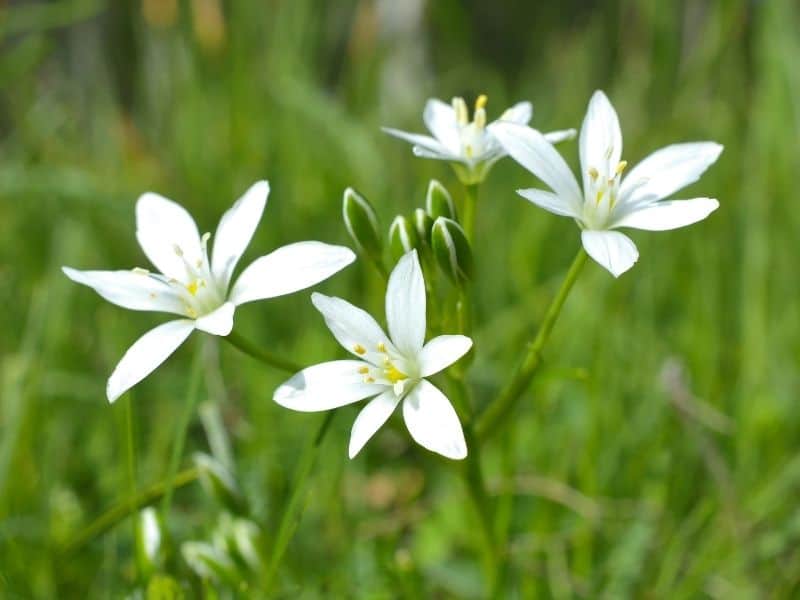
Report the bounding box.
[2,0,800,597]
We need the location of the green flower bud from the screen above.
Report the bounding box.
[181,541,238,583]
[388,215,419,262]
[431,217,474,286]
[413,208,434,245]
[193,453,247,515]
[343,187,382,259]
[213,514,262,571]
[425,180,456,221]
[135,507,164,577]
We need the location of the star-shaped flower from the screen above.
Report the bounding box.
[492,90,723,276]
[383,95,575,185]
[274,251,472,459]
[63,181,355,402]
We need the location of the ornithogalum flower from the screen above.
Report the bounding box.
[274,250,472,460]
[492,91,723,277]
[383,95,575,185]
[63,181,355,403]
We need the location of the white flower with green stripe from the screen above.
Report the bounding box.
[492,90,723,277]
[274,250,472,459]
[63,181,355,403]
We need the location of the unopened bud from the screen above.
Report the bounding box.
[194,453,247,514]
[413,208,434,245]
[135,507,164,577]
[431,217,473,286]
[343,187,382,259]
[388,215,419,262]
[425,180,456,221]
[181,541,237,582]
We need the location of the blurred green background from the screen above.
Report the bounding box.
[2,0,800,597]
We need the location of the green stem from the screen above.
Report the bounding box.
[225,330,302,373]
[263,411,336,590]
[124,394,138,568]
[475,247,588,441]
[161,347,205,516]
[62,467,201,555]
[462,184,478,241]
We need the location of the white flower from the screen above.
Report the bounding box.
[274,250,472,460]
[63,181,356,403]
[492,90,723,277]
[383,95,576,185]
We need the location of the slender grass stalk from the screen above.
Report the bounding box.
[263,411,336,591]
[225,331,302,374]
[475,247,588,440]
[161,347,205,516]
[62,467,201,555]
[461,183,479,240]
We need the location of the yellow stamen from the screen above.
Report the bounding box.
[385,364,407,384]
[353,344,366,355]
[358,366,369,374]
[465,145,474,158]
[186,280,199,296]
[475,94,488,111]
[596,190,604,204]
[364,376,375,383]
[615,160,628,175]
[377,342,387,353]
[588,167,599,181]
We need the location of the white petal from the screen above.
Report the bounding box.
[136,192,202,281]
[310,293,394,364]
[273,360,387,412]
[348,389,401,458]
[419,335,473,377]
[612,198,719,231]
[496,101,533,125]
[381,127,451,156]
[194,301,235,336]
[517,188,579,218]
[107,319,195,403]
[491,122,583,215]
[229,242,355,305]
[579,90,623,189]
[543,128,577,144]
[402,380,467,460]
[423,98,460,154]
[211,181,269,290]
[386,250,426,356]
[620,143,724,204]
[412,145,461,161]
[581,230,639,278]
[62,267,186,315]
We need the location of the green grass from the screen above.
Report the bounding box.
[2,0,800,597]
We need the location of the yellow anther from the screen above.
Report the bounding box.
[353,344,366,355]
[615,160,628,175]
[364,376,375,383]
[465,145,474,158]
[186,280,199,296]
[596,190,604,204]
[475,94,488,111]
[377,342,387,353]
[588,167,599,181]
[358,366,370,374]
[186,306,198,318]
[385,363,407,384]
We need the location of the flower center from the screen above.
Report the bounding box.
[453,95,489,161]
[354,341,414,396]
[582,159,627,229]
[166,232,224,318]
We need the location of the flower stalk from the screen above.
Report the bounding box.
[475,247,588,440]
[224,330,302,374]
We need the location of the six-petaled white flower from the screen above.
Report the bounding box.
[383,95,576,185]
[492,90,723,277]
[63,181,356,403]
[274,250,472,460]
